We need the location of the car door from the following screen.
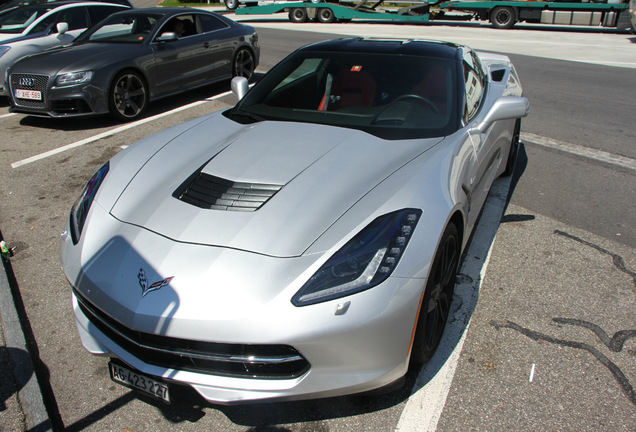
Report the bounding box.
[28,5,123,50]
[54,5,90,38]
[151,14,215,95]
[458,48,494,230]
[196,12,234,80]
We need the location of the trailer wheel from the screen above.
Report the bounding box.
[289,8,308,23]
[317,7,336,23]
[490,6,516,29]
[224,0,238,10]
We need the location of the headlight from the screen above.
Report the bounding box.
[55,71,93,87]
[0,46,10,59]
[69,162,109,244]
[292,208,422,306]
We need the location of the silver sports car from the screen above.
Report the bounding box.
[7,7,259,120]
[60,38,528,404]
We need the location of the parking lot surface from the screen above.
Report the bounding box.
[1,16,635,432]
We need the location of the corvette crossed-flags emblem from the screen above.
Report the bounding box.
[138,267,174,298]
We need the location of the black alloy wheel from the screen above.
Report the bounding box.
[411,223,460,365]
[108,71,147,121]
[502,119,521,176]
[232,48,255,81]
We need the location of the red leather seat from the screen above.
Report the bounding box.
[411,65,448,114]
[328,68,377,110]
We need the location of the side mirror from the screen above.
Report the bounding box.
[231,76,249,101]
[475,96,529,133]
[156,32,178,42]
[56,22,69,35]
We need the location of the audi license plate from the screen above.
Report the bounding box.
[15,89,41,100]
[109,361,170,403]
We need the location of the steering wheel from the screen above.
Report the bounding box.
[393,94,439,113]
[371,94,440,125]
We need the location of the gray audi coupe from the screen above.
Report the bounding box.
[7,7,259,120]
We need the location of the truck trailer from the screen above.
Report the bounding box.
[230,0,630,29]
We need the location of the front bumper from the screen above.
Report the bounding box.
[61,188,431,404]
[70,273,424,404]
[9,73,107,118]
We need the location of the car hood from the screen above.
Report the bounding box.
[10,42,135,74]
[0,32,24,42]
[0,32,31,43]
[110,116,443,257]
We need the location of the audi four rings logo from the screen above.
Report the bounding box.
[18,77,36,87]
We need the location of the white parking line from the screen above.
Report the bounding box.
[0,113,16,119]
[396,175,511,432]
[521,132,636,172]
[10,91,232,169]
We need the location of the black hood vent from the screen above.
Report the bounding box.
[177,173,282,212]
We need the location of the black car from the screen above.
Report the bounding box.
[8,7,259,120]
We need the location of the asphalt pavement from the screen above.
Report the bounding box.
[0,244,50,431]
[0,5,634,432]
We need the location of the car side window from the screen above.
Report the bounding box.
[88,6,124,26]
[462,50,486,123]
[160,15,198,39]
[198,14,228,33]
[58,6,89,31]
[30,12,57,34]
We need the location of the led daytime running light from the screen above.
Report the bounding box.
[70,162,109,244]
[292,208,421,306]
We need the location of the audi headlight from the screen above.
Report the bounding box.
[55,70,93,87]
[292,208,422,306]
[70,162,109,244]
[0,46,10,59]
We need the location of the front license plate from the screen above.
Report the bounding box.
[109,361,170,403]
[14,89,41,100]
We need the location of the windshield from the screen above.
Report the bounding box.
[231,51,459,140]
[0,4,49,34]
[77,13,161,44]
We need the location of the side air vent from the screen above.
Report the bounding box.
[178,173,282,212]
[490,69,506,82]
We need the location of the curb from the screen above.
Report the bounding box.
[0,255,52,432]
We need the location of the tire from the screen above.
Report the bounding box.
[411,223,460,365]
[490,6,516,29]
[317,7,336,23]
[289,8,308,23]
[232,48,255,81]
[502,119,521,177]
[224,0,238,9]
[108,71,147,121]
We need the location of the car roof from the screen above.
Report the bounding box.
[298,38,463,60]
[1,0,132,10]
[105,7,218,16]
